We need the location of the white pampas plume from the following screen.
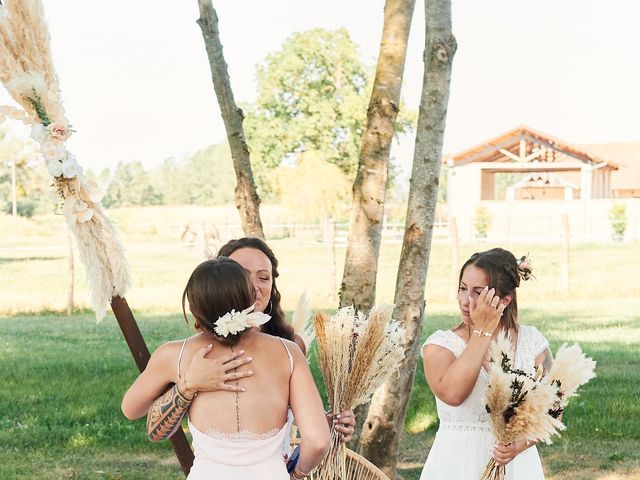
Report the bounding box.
[291,291,314,349]
[543,343,596,407]
[0,0,131,321]
[70,205,131,321]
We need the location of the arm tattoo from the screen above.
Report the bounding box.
[146,383,193,441]
[540,348,553,375]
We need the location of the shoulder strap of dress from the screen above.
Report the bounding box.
[278,337,294,375]
[176,338,188,378]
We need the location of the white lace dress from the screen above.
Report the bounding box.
[419,325,548,480]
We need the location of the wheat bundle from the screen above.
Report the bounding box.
[312,304,404,480]
[0,0,130,321]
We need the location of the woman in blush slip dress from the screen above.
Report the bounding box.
[122,257,329,479]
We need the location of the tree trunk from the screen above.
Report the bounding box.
[196,0,264,239]
[358,0,456,476]
[339,0,417,312]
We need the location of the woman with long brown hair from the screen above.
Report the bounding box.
[122,257,329,479]
[419,247,550,479]
[129,238,354,458]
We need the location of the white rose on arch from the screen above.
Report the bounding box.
[62,196,94,224]
[42,139,66,162]
[47,160,63,177]
[61,156,83,179]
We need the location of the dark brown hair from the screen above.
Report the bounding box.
[458,247,525,332]
[217,237,295,341]
[182,257,255,346]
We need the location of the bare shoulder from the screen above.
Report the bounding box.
[149,336,198,368]
[293,333,307,355]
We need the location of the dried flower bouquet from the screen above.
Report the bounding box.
[312,305,404,480]
[481,332,596,480]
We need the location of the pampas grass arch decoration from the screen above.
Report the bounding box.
[0,0,130,321]
[0,1,198,474]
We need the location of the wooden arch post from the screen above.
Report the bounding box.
[111,296,194,476]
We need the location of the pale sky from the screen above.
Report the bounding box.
[1,0,639,174]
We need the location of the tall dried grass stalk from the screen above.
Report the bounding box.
[0,0,130,321]
[307,446,390,480]
[312,305,404,480]
[291,291,315,350]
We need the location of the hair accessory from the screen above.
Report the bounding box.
[214,303,271,337]
[516,254,535,281]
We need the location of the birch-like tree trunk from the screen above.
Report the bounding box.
[358,0,456,476]
[197,0,264,239]
[339,0,417,311]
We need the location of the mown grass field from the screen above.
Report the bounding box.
[1,207,639,479]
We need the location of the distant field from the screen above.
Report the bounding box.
[2,206,639,314]
[1,207,639,479]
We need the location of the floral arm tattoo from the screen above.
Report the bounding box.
[146,383,193,441]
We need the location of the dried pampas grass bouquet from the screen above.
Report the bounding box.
[482,332,596,480]
[312,304,404,480]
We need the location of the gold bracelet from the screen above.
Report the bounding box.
[472,328,493,337]
[293,465,311,479]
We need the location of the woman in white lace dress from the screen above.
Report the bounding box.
[122,258,329,479]
[420,248,552,480]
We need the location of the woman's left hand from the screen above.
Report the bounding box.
[327,410,356,443]
[492,439,532,466]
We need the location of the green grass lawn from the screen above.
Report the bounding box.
[1,209,639,478]
[1,299,638,479]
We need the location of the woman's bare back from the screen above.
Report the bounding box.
[178,329,293,437]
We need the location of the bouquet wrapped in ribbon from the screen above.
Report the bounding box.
[481,332,596,480]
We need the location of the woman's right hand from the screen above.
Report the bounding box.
[469,286,506,334]
[182,345,254,395]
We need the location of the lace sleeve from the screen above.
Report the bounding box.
[421,330,460,357]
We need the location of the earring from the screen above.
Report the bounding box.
[265,300,273,315]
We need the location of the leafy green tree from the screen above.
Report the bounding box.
[181,144,236,205]
[147,144,236,206]
[0,131,49,217]
[244,28,415,193]
[270,151,351,223]
[103,161,163,208]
